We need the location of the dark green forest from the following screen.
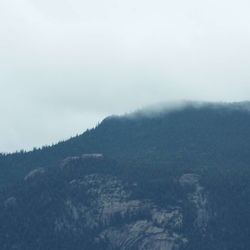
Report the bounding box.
[1,103,250,187]
[1,102,250,249]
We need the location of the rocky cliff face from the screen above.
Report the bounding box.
[0,156,211,250]
[55,174,187,250]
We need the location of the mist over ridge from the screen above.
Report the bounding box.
[2,100,250,155]
[107,100,250,120]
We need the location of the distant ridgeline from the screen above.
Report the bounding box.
[1,101,250,189]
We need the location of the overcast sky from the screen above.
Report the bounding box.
[1,0,250,152]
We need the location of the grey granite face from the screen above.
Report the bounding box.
[54,173,192,250]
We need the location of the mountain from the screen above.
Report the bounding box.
[1,101,250,249]
[1,101,250,188]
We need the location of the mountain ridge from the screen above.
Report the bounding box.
[1,101,250,188]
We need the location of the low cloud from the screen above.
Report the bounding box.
[1,0,250,152]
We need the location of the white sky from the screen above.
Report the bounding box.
[1,0,250,152]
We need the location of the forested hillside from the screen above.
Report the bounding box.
[1,102,250,249]
[1,102,250,188]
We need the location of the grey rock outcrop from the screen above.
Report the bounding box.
[24,168,45,181]
[180,173,209,235]
[55,174,187,250]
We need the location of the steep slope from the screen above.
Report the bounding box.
[0,156,210,250]
[1,102,250,188]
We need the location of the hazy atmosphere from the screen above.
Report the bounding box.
[1,0,250,152]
